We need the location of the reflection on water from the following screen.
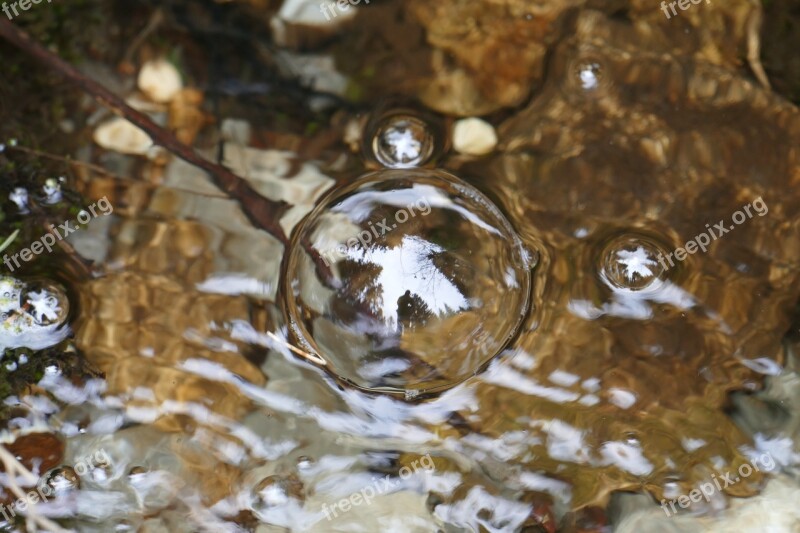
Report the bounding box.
[2,2,800,532]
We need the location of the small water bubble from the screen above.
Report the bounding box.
[578,62,602,90]
[662,473,684,499]
[371,115,434,168]
[44,362,63,376]
[45,466,81,494]
[88,462,114,483]
[563,53,612,98]
[599,234,670,291]
[283,169,533,395]
[24,281,69,326]
[43,178,63,204]
[250,475,304,514]
[296,456,315,471]
[129,466,148,476]
[9,188,29,212]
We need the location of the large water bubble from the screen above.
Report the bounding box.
[282,169,534,396]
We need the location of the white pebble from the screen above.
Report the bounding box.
[137,58,183,104]
[93,117,153,155]
[452,117,498,156]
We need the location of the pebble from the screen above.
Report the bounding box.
[138,58,183,104]
[452,117,498,156]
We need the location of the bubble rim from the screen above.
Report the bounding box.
[280,168,534,398]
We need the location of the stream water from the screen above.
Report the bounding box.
[1,1,800,532]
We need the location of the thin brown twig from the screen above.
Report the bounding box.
[0,17,290,247]
[7,145,230,199]
[0,17,337,286]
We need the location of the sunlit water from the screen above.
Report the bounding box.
[2,6,800,533]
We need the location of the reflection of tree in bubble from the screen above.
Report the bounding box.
[396,289,432,332]
[340,235,468,330]
[284,169,532,393]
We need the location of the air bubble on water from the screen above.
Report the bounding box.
[662,480,682,499]
[599,234,670,291]
[43,178,63,204]
[578,62,602,90]
[368,114,436,169]
[89,462,114,484]
[283,168,533,395]
[296,456,315,471]
[9,188,29,212]
[249,475,304,515]
[129,466,148,477]
[563,54,612,98]
[26,287,67,325]
[45,466,81,494]
[0,278,71,351]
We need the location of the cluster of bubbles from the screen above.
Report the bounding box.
[283,108,535,397]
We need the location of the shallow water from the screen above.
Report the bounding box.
[2,1,800,532]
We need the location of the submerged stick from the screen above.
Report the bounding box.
[0,18,336,285]
[0,18,289,247]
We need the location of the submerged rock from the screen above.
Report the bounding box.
[93,117,154,156]
[138,58,183,104]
